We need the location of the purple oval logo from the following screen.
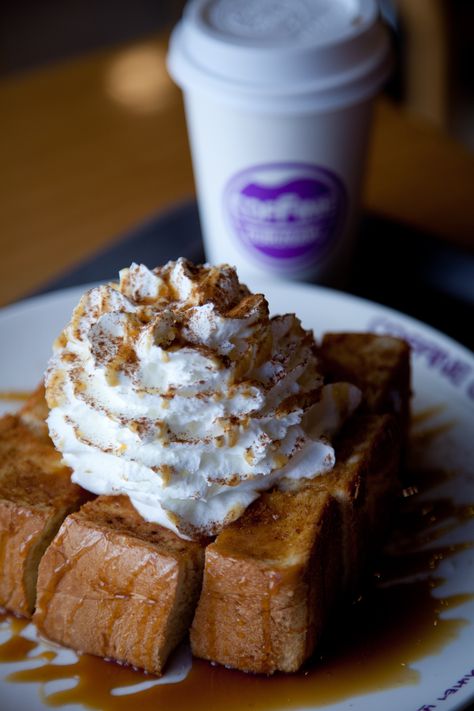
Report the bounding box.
[224,162,347,268]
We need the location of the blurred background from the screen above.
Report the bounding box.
[2,0,473,141]
[0,0,473,344]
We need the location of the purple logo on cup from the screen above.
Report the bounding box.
[224,162,347,269]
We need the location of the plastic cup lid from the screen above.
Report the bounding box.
[168,0,392,112]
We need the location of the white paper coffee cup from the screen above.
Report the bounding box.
[168,0,392,284]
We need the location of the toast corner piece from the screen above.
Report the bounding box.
[320,332,410,429]
[0,496,49,617]
[34,496,205,676]
[191,413,401,675]
[0,410,87,617]
[191,489,340,674]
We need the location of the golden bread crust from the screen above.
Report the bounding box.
[0,389,88,616]
[191,489,340,673]
[34,496,205,675]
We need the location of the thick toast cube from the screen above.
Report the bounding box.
[0,389,88,617]
[320,333,410,433]
[191,489,339,674]
[191,334,409,674]
[190,414,399,673]
[34,496,205,675]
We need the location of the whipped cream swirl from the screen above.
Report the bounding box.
[46,260,361,538]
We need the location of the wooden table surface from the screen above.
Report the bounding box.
[1,32,473,308]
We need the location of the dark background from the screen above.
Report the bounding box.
[1,0,473,150]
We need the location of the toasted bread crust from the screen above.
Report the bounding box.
[34,496,205,675]
[191,488,340,673]
[0,389,88,616]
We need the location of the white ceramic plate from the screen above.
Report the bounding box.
[0,281,473,711]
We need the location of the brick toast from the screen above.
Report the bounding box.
[1,332,409,676]
[190,414,400,673]
[190,334,409,673]
[34,496,205,675]
[0,386,88,616]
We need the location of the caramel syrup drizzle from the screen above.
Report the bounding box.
[0,424,473,710]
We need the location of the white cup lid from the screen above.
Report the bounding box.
[168,0,392,112]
